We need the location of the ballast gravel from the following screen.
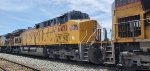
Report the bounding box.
[0,68,4,71]
[0,53,109,71]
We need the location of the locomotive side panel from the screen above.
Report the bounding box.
[21,20,97,46]
[79,20,97,43]
[0,36,5,46]
[21,29,36,46]
[67,21,79,44]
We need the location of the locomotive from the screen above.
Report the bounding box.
[112,0,150,70]
[0,11,103,64]
[0,0,150,70]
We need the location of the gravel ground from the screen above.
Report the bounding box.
[0,53,110,71]
[0,68,4,71]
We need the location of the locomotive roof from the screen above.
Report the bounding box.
[35,10,90,29]
[4,29,26,38]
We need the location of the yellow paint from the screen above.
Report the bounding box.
[21,20,98,46]
[0,36,4,46]
[112,1,149,43]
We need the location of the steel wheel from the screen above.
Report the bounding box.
[88,47,103,64]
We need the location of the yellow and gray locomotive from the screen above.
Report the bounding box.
[0,11,102,64]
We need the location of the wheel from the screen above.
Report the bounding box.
[88,47,103,64]
[121,58,138,71]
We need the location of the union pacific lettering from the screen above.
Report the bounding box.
[58,25,67,32]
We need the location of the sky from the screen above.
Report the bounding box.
[0,0,114,35]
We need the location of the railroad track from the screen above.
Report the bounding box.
[0,53,129,71]
[0,58,40,71]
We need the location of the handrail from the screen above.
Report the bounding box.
[80,30,88,44]
[79,30,87,60]
[86,29,97,43]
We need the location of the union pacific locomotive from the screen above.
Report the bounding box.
[0,0,150,70]
[0,11,102,64]
[112,0,150,70]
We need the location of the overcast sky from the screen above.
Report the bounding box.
[0,0,114,35]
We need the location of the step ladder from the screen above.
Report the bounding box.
[79,44,89,62]
[104,43,115,65]
[83,46,90,61]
